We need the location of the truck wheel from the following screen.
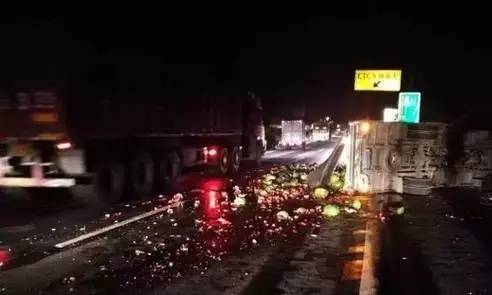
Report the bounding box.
[159,151,182,187]
[228,146,241,174]
[385,149,401,172]
[130,153,154,198]
[94,159,125,203]
[217,148,229,174]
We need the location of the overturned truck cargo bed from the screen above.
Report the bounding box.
[344,120,448,195]
[455,130,492,190]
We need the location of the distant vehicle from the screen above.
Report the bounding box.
[0,88,265,202]
[310,122,331,142]
[277,120,306,150]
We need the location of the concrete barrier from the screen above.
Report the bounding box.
[307,138,344,188]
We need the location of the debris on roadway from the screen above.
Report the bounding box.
[5,163,369,293]
[49,163,370,292]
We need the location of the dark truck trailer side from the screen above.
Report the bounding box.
[0,88,265,202]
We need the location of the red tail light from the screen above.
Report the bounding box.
[203,146,218,158]
[0,248,10,267]
[207,148,217,157]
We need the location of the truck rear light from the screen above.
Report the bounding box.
[0,248,9,267]
[207,148,217,157]
[56,141,72,150]
[203,146,218,158]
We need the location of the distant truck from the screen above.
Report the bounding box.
[277,120,306,150]
[0,88,265,202]
[310,122,331,142]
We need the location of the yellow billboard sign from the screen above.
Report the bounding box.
[354,70,402,91]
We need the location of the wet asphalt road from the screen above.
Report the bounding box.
[0,141,374,295]
[376,189,492,295]
[7,139,492,294]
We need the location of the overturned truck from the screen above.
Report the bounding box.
[455,130,492,191]
[344,120,448,195]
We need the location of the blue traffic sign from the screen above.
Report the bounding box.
[398,92,421,123]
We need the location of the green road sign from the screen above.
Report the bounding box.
[398,92,421,123]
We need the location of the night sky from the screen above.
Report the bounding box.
[0,8,490,125]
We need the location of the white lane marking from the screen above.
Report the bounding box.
[54,204,172,249]
[359,219,377,295]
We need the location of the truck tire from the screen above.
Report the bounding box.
[94,159,125,203]
[385,148,401,172]
[217,148,229,174]
[228,146,241,174]
[159,151,182,188]
[130,153,154,198]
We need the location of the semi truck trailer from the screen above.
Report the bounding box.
[277,120,306,149]
[0,87,265,202]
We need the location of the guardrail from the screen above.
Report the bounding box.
[307,137,344,188]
